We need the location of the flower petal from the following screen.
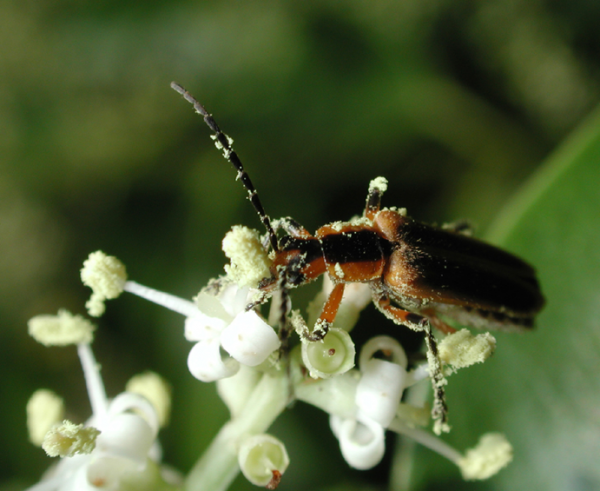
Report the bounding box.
[356,359,406,427]
[331,414,385,470]
[187,340,240,382]
[185,313,228,342]
[220,311,280,367]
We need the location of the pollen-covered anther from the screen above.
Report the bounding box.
[301,328,355,379]
[458,433,513,480]
[222,226,272,288]
[238,434,289,488]
[27,389,65,446]
[438,329,496,372]
[28,309,96,346]
[125,371,172,428]
[80,251,127,317]
[42,420,100,457]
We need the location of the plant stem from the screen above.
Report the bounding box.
[185,371,288,491]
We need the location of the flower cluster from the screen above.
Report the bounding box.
[26,226,514,490]
[26,311,176,491]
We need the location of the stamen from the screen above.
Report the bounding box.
[78,343,108,421]
[124,280,198,317]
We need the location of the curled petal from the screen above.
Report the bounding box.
[301,328,355,378]
[220,311,280,367]
[356,359,406,427]
[95,413,155,465]
[359,335,408,370]
[331,414,385,470]
[107,393,160,437]
[125,372,172,428]
[184,313,228,343]
[193,292,232,320]
[217,285,252,319]
[187,340,240,382]
[238,434,289,488]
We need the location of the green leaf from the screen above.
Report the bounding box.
[406,104,600,490]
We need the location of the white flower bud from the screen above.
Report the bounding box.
[220,310,280,367]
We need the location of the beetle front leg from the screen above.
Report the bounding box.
[375,296,450,433]
[301,283,345,342]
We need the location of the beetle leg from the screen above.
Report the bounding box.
[364,178,387,221]
[273,217,312,238]
[421,309,457,334]
[302,283,346,342]
[374,296,450,433]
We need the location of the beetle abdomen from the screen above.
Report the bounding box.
[384,218,544,323]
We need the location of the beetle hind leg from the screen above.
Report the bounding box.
[374,296,450,433]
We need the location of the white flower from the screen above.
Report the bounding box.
[124,280,280,382]
[295,333,511,478]
[330,412,385,470]
[238,434,289,488]
[26,313,177,491]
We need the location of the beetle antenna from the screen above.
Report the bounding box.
[171,82,279,252]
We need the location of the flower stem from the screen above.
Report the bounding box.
[185,371,288,491]
[77,343,108,421]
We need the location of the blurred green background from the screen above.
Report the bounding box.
[2,0,600,490]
